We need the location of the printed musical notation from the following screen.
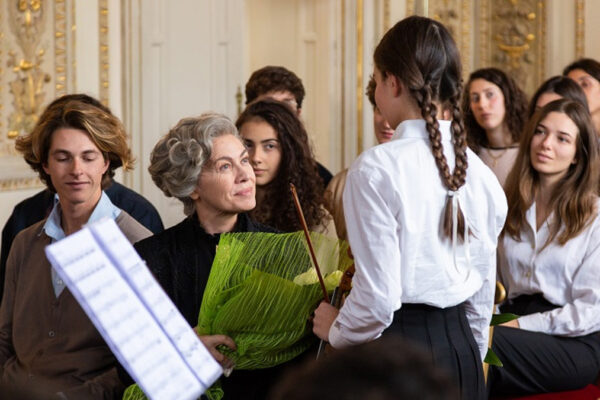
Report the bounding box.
[45,218,222,400]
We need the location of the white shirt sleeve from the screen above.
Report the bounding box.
[328,167,401,348]
[518,220,600,336]
[462,249,495,360]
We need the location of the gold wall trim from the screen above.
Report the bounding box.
[341,0,346,165]
[480,0,490,67]
[383,0,390,32]
[460,0,470,78]
[407,0,415,15]
[55,0,67,96]
[0,176,42,190]
[575,0,584,59]
[71,0,76,90]
[0,0,4,137]
[356,0,363,156]
[0,0,77,191]
[99,0,109,105]
[6,0,50,142]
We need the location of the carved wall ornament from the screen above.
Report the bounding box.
[481,0,546,95]
[7,0,50,140]
[0,0,77,191]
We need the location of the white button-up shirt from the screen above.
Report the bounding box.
[499,199,600,337]
[329,119,507,360]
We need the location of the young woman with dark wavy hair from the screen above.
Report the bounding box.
[236,98,335,235]
[462,68,528,187]
[489,99,600,396]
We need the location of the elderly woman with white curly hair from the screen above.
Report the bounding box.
[134,113,289,399]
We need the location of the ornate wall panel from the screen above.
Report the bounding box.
[99,0,109,105]
[480,0,546,95]
[575,0,584,59]
[406,0,472,80]
[0,0,77,190]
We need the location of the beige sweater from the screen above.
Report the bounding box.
[0,212,151,398]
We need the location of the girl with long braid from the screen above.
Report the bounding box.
[313,16,507,399]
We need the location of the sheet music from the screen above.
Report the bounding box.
[45,218,222,400]
[89,218,222,385]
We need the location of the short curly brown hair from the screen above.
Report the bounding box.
[15,94,134,192]
[245,66,306,109]
[461,68,528,153]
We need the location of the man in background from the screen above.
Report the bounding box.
[245,65,333,186]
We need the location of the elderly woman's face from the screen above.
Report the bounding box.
[191,134,256,216]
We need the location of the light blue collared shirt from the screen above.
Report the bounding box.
[44,192,121,297]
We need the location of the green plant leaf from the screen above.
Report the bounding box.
[490,313,519,326]
[484,347,503,367]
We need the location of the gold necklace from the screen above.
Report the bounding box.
[485,147,508,168]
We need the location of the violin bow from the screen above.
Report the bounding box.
[290,183,329,303]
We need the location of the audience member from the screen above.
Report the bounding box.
[564,58,600,135]
[134,113,305,399]
[237,99,336,235]
[269,336,459,400]
[312,16,507,400]
[489,99,600,396]
[528,75,589,118]
[245,65,334,186]
[0,95,152,397]
[462,67,528,187]
[0,94,163,305]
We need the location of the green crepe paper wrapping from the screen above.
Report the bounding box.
[197,231,352,370]
[123,231,351,400]
[122,385,145,400]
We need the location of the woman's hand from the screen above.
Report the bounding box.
[312,301,339,341]
[197,333,236,370]
[500,318,520,329]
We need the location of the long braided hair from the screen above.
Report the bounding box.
[374,16,468,240]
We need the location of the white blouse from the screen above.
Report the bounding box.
[328,120,507,359]
[499,199,600,337]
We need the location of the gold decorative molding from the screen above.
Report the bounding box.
[407,0,415,15]
[383,0,390,32]
[0,0,4,137]
[235,85,243,117]
[71,0,76,90]
[99,0,109,105]
[407,0,430,16]
[0,0,77,191]
[341,0,346,165]
[356,0,363,156]
[0,176,43,190]
[480,0,546,96]
[54,0,67,96]
[575,0,584,59]
[7,0,50,140]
